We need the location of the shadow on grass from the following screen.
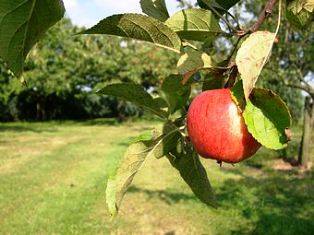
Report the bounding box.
[128,166,313,235]
[128,186,197,205]
[0,124,57,133]
[217,168,314,235]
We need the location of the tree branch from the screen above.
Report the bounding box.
[249,0,278,32]
[285,83,314,99]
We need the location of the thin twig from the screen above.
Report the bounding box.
[226,36,243,63]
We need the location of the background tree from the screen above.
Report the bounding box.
[0,18,177,121]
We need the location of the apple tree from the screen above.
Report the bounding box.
[0,0,312,214]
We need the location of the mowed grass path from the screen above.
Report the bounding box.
[0,120,313,235]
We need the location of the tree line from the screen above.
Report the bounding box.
[0,17,306,122]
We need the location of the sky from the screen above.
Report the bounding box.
[63,0,180,27]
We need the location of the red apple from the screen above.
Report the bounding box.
[187,89,261,163]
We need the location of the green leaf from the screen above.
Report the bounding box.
[105,178,117,216]
[161,75,191,114]
[202,71,225,91]
[177,49,214,80]
[286,0,314,29]
[231,80,246,110]
[128,131,155,144]
[165,8,221,42]
[140,0,170,22]
[214,0,240,11]
[0,0,65,76]
[243,89,292,150]
[167,147,217,207]
[106,142,149,215]
[98,83,167,118]
[197,0,240,14]
[287,0,314,14]
[154,97,168,109]
[148,121,181,159]
[235,31,276,100]
[81,14,181,53]
[286,9,313,29]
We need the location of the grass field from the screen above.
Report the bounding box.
[0,120,313,235]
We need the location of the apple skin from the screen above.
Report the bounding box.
[187,89,261,163]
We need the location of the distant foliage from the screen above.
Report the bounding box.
[0,19,177,121]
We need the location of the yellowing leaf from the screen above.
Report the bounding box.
[289,0,314,13]
[287,0,314,29]
[304,0,314,12]
[236,31,276,100]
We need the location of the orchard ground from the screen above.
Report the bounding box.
[0,119,313,235]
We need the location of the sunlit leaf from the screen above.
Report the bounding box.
[82,14,181,53]
[106,178,117,216]
[236,31,276,100]
[165,8,221,41]
[288,0,314,14]
[286,0,314,29]
[177,50,214,82]
[148,121,181,159]
[243,89,292,150]
[106,142,150,215]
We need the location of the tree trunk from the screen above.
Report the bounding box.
[298,96,314,168]
[36,97,46,121]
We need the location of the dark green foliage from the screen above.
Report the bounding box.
[160,75,191,114]
[140,0,170,21]
[286,0,314,29]
[167,142,217,207]
[98,83,167,118]
[0,0,65,76]
[0,19,177,121]
[197,0,240,14]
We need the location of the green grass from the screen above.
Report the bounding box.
[0,120,313,234]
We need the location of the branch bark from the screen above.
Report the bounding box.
[285,83,314,99]
[249,0,278,32]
